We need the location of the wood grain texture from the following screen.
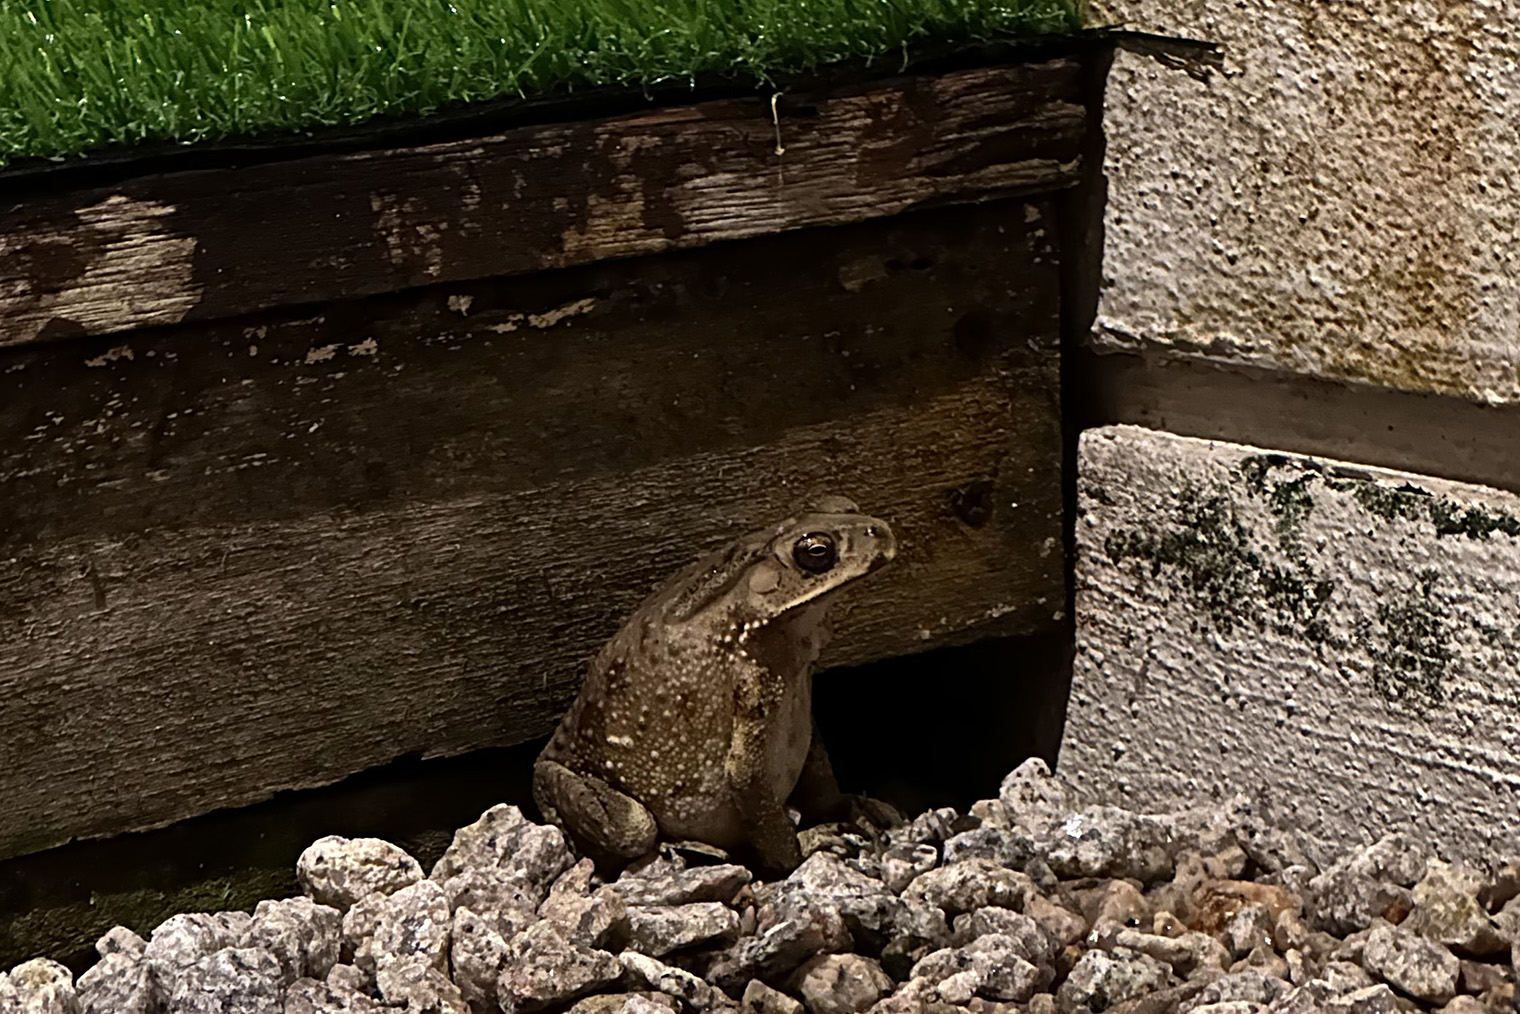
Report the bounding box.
[0,201,1064,859]
[0,59,1087,351]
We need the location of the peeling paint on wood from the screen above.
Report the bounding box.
[0,201,1064,860]
[1064,425,1520,864]
[0,59,1088,351]
[0,194,200,346]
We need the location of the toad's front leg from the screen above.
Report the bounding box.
[726,667,804,876]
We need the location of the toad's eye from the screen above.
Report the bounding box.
[792,532,838,574]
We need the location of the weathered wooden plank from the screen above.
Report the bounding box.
[0,201,1064,859]
[0,59,1087,352]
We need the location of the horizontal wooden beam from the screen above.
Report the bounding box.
[0,59,1086,352]
[0,200,1064,859]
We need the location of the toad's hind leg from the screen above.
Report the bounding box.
[532,759,659,869]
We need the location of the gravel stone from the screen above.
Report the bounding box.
[1269,910,1309,955]
[1180,969,1288,1010]
[880,845,938,894]
[1477,862,1520,912]
[1437,999,1490,1014]
[891,808,964,849]
[1403,861,1508,958]
[742,979,805,1014]
[9,960,79,1014]
[1024,895,1087,948]
[541,860,630,950]
[950,907,1057,977]
[620,951,724,1010]
[564,996,680,1014]
[1094,925,1186,960]
[1361,921,1459,1005]
[430,804,574,899]
[438,867,542,937]
[1228,804,1317,879]
[375,956,468,1013]
[1055,947,1175,1014]
[143,912,252,968]
[496,920,620,1013]
[997,759,1068,833]
[941,827,1033,868]
[1321,959,1374,992]
[1305,835,1423,936]
[612,864,753,906]
[94,927,146,960]
[1039,808,1178,884]
[858,978,942,1014]
[164,947,281,1014]
[903,861,1036,917]
[325,963,371,996]
[449,907,507,1011]
[783,853,902,943]
[707,891,852,992]
[1223,904,1275,959]
[297,837,424,912]
[362,880,451,978]
[893,894,952,939]
[909,937,1041,1005]
[1322,984,1399,1013]
[788,953,893,1014]
[1457,957,1512,994]
[283,975,391,1013]
[338,894,385,982]
[36,759,1520,1014]
[626,902,740,956]
[961,935,1044,1002]
[241,896,342,986]
[75,953,155,1014]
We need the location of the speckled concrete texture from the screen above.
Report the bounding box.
[1064,425,1520,864]
[1092,0,1520,404]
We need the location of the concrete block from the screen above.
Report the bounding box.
[1091,0,1520,404]
[1065,425,1520,863]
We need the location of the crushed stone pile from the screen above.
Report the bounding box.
[5,759,1519,1014]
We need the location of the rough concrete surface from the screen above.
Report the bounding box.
[1064,425,1520,864]
[1091,0,1520,404]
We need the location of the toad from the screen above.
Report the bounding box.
[533,497,897,875]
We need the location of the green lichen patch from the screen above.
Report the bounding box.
[1237,455,1319,557]
[1098,453,1520,714]
[1259,563,1335,643]
[1329,477,1433,524]
[1104,484,1335,640]
[1357,571,1451,710]
[1104,488,1260,634]
[1427,497,1520,540]
[1325,473,1520,540]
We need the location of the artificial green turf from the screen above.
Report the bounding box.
[0,0,1081,166]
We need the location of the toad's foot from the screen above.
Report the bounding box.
[842,793,906,832]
